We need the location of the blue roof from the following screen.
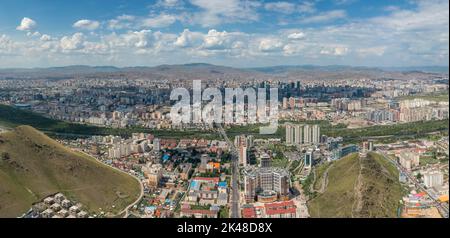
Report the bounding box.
[190,180,200,190]
[162,154,170,161]
[218,182,227,187]
[145,206,156,212]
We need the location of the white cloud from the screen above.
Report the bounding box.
[264,2,296,14]
[60,33,85,51]
[0,35,16,55]
[108,15,136,30]
[1,0,448,68]
[27,31,41,37]
[264,1,316,14]
[298,2,316,14]
[174,29,204,48]
[119,30,153,48]
[40,34,52,41]
[202,29,232,49]
[189,0,260,27]
[16,17,37,31]
[300,10,347,24]
[258,38,284,52]
[287,32,306,40]
[370,0,448,31]
[320,46,348,56]
[141,14,178,28]
[156,0,183,7]
[73,20,100,31]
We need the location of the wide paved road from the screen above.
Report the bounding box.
[377,150,449,218]
[216,123,240,218]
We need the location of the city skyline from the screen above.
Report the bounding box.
[0,0,449,222]
[0,0,449,68]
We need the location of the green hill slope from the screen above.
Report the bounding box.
[0,126,141,218]
[307,153,403,218]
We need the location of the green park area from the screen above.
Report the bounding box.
[1,104,448,143]
[396,91,449,102]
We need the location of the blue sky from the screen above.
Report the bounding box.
[0,0,448,68]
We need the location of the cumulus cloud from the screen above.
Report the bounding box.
[1,0,448,68]
[287,32,306,40]
[141,14,178,28]
[258,38,284,52]
[60,33,85,51]
[40,34,52,41]
[16,17,37,31]
[108,15,136,30]
[174,29,204,48]
[118,30,153,48]
[201,29,247,51]
[73,20,100,31]
[27,31,41,38]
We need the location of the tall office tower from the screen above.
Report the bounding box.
[294,124,303,145]
[304,149,313,168]
[244,173,257,202]
[260,153,272,168]
[312,125,320,144]
[272,170,290,200]
[285,124,294,145]
[303,125,311,144]
[239,146,248,166]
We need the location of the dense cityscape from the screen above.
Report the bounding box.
[0,0,449,222]
[1,66,448,218]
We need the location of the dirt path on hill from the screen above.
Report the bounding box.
[318,164,334,194]
[352,154,365,218]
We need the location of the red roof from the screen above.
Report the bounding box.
[242,207,257,218]
[193,177,220,183]
[264,201,297,216]
[181,209,217,215]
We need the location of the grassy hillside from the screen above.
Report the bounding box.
[307,153,403,218]
[0,104,219,139]
[0,126,141,217]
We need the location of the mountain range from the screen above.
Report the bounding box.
[0,64,447,80]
